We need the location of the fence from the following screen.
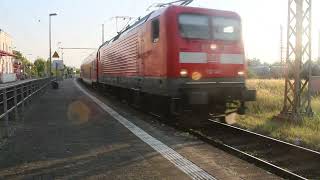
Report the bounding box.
[0,78,52,138]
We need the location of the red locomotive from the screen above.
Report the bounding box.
[81,5,256,124]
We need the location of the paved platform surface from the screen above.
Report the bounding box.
[0,79,281,179]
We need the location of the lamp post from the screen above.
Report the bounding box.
[318,30,320,61]
[49,13,57,78]
[57,42,64,61]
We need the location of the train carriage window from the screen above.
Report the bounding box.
[152,19,160,43]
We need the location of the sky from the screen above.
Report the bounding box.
[0,0,320,68]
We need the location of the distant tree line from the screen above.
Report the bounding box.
[247,58,320,79]
[13,50,76,79]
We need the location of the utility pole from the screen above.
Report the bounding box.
[280,25,284,65]
[280,25,286,78]
[279,0,313,121]
[318,30,320,61]
[57,42,64,61]
[102,24,105,44]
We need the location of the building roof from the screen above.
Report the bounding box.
[0,50,16,57]
[0,29,12,38]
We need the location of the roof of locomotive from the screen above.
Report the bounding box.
[98,5,240,50]
[81,51,97,65]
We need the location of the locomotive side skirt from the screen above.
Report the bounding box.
[181,80,256,105]
[99,74,256,105]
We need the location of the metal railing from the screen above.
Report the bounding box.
[0,78,52,138]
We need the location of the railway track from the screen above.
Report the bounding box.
[143,108,320,179]
[180,118,320,180]
[84,81,320,180]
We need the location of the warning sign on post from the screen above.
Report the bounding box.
[52,60,64,70]
[52,51,60,58]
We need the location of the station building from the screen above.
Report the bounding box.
[0,29,17,83]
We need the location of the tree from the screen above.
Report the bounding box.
[13,50,32,78]
[247,68,257,79]
[34,58,46,77]
[13,50,23,59]
[247,58,262,67]
[13,50,28,63]
[66,67,74,76]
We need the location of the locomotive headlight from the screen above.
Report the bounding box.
[180,69,188,77]
[238,71,245,76]
[210,44,217,50]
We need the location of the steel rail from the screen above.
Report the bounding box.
[208,119,320,155]
[182,118,320,180]
[148,115,319,179]
[184,126,308,180]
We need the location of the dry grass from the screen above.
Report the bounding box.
[236,79,320,151]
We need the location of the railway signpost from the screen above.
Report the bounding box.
[52,60,64,70]
[52,60,63,81]
[52,50,63,80]
[52,51,60,58]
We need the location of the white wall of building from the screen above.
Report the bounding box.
[0,29,14,74]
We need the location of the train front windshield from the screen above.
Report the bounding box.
[179,14,241,41]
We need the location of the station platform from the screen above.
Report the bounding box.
[0,79,280,179]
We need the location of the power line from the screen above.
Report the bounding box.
[59,48,97,50]
[110,16,135,33]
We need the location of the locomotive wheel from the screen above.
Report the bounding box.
[132,91,143,109]
[237,101,246,115]
[178,106,210,129]
[209,103,227,122]
[224,112,238,125]
[148,95,171,119]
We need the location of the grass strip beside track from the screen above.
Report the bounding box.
[237,79,320,151]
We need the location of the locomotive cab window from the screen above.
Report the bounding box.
[151,19,160,43]
[212,17,241,41]
[179,14,210,39]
